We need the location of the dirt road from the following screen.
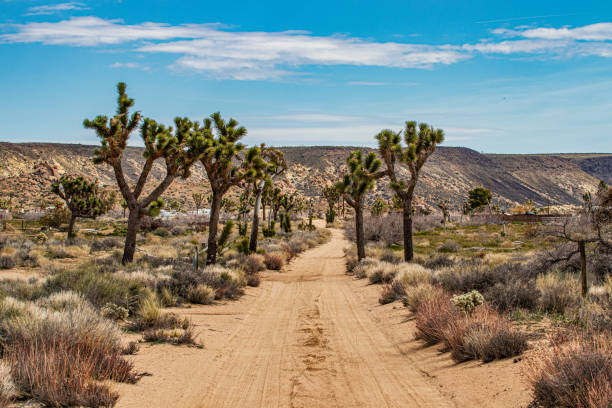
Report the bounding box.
[117,228,456,407]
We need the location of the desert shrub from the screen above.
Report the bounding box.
[130,290,188,333]
[0,361,15,408]
[152,227,170,238]
[421,254,455,270]
[380,249,403,264]
[187,284,214,305]
[439,240,461,253]
[435,261,510,294]
[379,285,397,305]
[44,265,146,311]
[0,256,15,270]
[526,334,612,408]
[46,246,75,259]
[143,326,198,346]
[90,237,122,252]
[365,261,398,285]
[101,302,129,321]
[570,301,612,332]
[444,306,528,363]
[2,299,136,407]
[37,291,85,311]
[415,291,458,345]
[122,341,140,356]
[0,278,45,301]
[158,287,178,307]
[246,272,261,287]
[485,281,540,312]
[351,257,377,279]
[402,284,445,313]
[243,254,265,275]
[264,252,284,270]
[536,272,580,314]
[161,264,245,302]
[451,290,484,314]
[393,264,433,288]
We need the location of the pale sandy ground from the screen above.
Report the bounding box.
[115,227,531,408]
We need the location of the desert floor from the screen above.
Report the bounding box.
[116,226,530,408]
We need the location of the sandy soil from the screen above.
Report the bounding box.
[116,228,531,408]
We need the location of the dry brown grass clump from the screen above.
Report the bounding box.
[264,252,284,270]
[536,272,580,314]
[415,291,458,345]
[0,361,15,408]
[1,297,137,407]
[187,284,214,305]
[526,333,612,408]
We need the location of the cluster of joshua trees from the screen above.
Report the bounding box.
[335,122,444,263]
[52,82,308,265]
[48,81,445,267]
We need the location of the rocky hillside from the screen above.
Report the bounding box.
[0,142,610,212]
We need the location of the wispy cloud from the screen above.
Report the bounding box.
[2,17,612,80]
[0,16,466,79]
[475,13,575,25]
[111,61,149,70]
[24,2,88,16]
[346,81,418,86]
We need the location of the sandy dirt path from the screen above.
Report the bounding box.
[117,228,454,408]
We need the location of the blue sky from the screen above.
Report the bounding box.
[1,0,611,153]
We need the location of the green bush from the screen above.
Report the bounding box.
[451,290,484,314]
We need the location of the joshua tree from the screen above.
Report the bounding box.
[192,193,205,215]
[120,200,128,218]
[468,187,492,213]
[84,82,205,264]
[376,122,444,261]
[269,187,282,226]
[249,145,286,252]
[437,201,450,232]
[51,175,114,242]
[199,113,261,264]
[322,186,340,223]
[370,197,387,217]
[169,199,182,213]
[0,197,12,231]
[279,193,298,233]
[336,150,383,260]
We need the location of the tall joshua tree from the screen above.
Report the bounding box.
[376,122,444,261]
[51,175,114,242]
[84,82,205,264]
[249,145,286,252]
[200,112,260,264]
[336,150,384,261]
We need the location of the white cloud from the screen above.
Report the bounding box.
[24,2,88,16]
[346,81,419,86]
[111,62,142,69]
[493,23,612,41]
[0,16,466,79]
[3,17,612,80]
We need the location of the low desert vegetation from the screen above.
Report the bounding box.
[344,180,612,407]
[0,187,330,407]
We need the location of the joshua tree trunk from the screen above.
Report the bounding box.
[249,184,264,252]
[122,209,141,264]
[403,198,414,262]
[355,202,365,261]
[206,191,223,264]
[579,240,587,297]
[67,213,77,243]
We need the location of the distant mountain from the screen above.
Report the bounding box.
[0,142,610,212]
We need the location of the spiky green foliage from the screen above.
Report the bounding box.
[370,197,387,217]
[217,220,234,255]
[248,145,287,251]
[376,122,444,261]
[51,175,114,241]
[336,151,382,206]
[279,193,299,233]
[84,82,206,264]
[199,112,268,264]
[468,187,492,212]
[322,186,340,223]
[336,150,383,260]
